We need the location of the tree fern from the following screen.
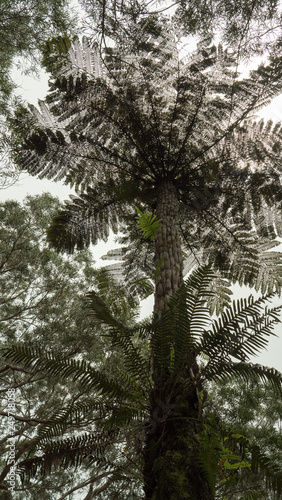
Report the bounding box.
[8,15,282,497]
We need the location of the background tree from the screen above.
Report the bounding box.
[80,0,282,60]
[0,193,94,342]
[8,13,282,500]
[0,0,76,113]
[0,193,141,499]
[0,0,77,190]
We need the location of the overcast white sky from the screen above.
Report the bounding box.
[1,39,282,370]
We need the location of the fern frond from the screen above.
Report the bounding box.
[135,207,161,241]
[86,290,131,332]
[150,267,215,372]
[204,360,282,396]
[46,187,127,251]
[199,294,281,363]
[86,291,151,390]
[43,35,105,80]
[1,345,131,399]
[36,398,109,442]
[17,429,119,477]
[238,491,262,500]
[100,243,155,301]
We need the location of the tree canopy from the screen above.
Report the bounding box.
[80,0,282,59]
[0,0,77,190]
[11,18,282,298]
[0,194,141,499]
[0,0,76,113]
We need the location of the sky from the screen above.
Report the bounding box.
[1,31,282,371]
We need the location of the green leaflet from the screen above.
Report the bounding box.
[135,206,162,241]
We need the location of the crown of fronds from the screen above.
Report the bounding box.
[9,19,282,296]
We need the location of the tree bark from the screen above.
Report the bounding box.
[154,180,183,316]
[143,179,214,500]
[143,377,214,500]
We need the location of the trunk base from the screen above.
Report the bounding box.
[143,373,214,500]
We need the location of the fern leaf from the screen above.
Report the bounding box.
[135,206,161,241]
[204,360,282,396]
[199,294,281,365]
[1,345,131,399]
[17,429,119,477]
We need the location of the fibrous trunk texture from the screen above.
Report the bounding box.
[143,180,214,500]
[153,180,183,315]
[143,374,214,500]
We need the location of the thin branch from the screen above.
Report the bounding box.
[57,471,115,500]
[0,364,35,375]
[0,412,51,425]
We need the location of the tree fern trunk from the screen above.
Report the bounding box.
[143,180,214,500]
[143,377,214,500]
[154,180,183,315]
